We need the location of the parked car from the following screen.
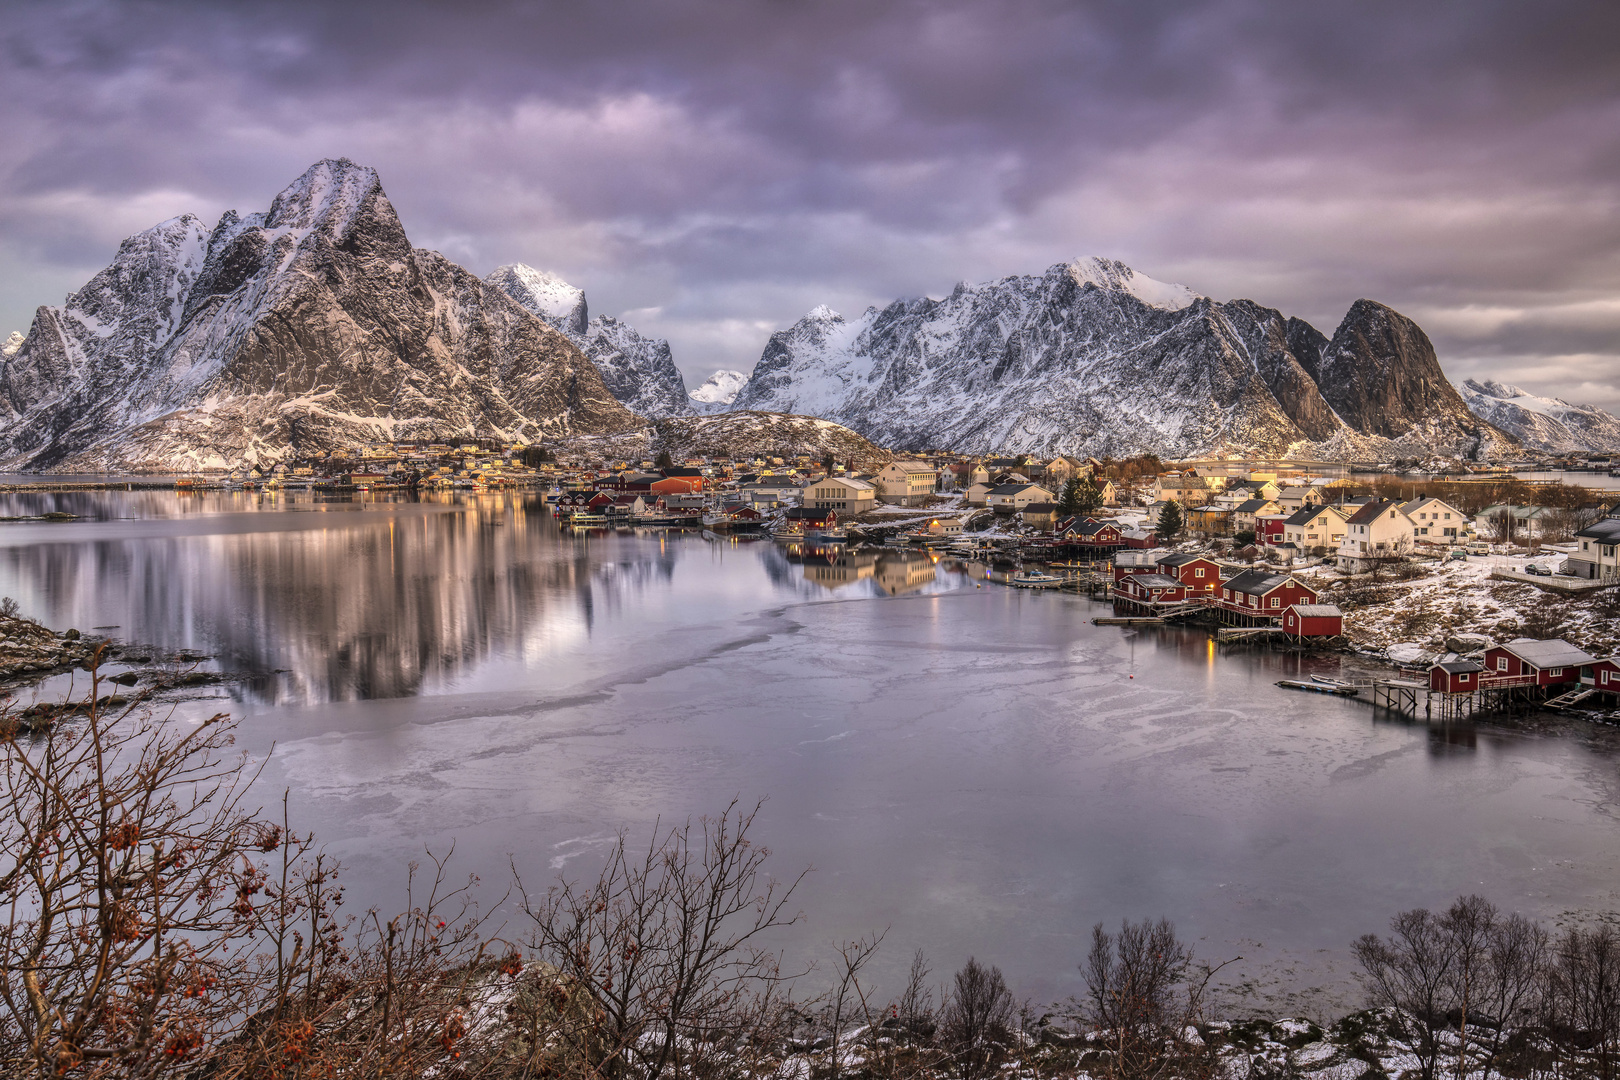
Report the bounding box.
[1524,562,1554,576]
[1464,541,1490,555]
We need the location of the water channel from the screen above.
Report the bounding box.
[2,488,1618,1015]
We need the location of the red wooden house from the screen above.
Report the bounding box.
[1065,519,1124,549]
[1113,573,1189,614]
[1481,639,1597,689]
[1586,655,1620,700]
[1429,660,1484,694]
[1282,603,1343,638]
[1216,569,1320,623]
[1113,551,1164,582]
[1257,514,1288,547]
[1155,553,1221,594]
[1122,528,1159,549]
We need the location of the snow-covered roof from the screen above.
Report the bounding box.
[1128,574,1183,588]
[1286,604,1342,617]
[1499,638,1598,668]
[1433,660,1483,673]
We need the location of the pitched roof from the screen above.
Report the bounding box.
[1022,502,1058,513]
[1576,518,1620,542]
[1498,638,1598,668]
[1233,498,1272,513]
[1344,499,1400,526]
[989,482,1045,495]
[1433,660,1483,674]
[1282,505,1325,526]
[1157,553,1214,567]
[1126,573,1183,589]
[1223,569,1294,594]
[1286,604,1342,617]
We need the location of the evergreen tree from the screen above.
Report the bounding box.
[655,449,674,470]
[1074,476,1103,515]
[1157,499,1184,543]
[1057,478,1082,516]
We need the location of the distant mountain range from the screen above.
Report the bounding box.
[729,258,1512,459]
[1455,378,1620,454]
[1,158,1611,468]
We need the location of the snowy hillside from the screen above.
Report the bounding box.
[485,264,692,419]
[690,369,750,409]
[1459,379,1620,452]
[0,159,639,471]
[731,258,1505,459]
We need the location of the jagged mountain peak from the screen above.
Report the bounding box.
[1457,377,1620,452]
[485,264,588,337]
[1,332,23,359]
[690,369,749,407]
[1054,256,1201,311]
[0,158,640,470]
[732,263,1509,459]
[264,158,384,237]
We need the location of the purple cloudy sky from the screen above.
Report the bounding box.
[2,0,1617,407]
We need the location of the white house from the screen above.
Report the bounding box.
[875,460,939,506]
[1336,498,1415,571]
[1281,504,1350,555]
[986,482,1054,512]
[805,476,876,514]
[1398,497,1468,545]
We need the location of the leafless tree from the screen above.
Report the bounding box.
[514,798,808,1080]
[1083,918,1216,1080]
[940,957,1014,1080]
[1354,907,1459,1080]
[1549,924,1620,1080]
[816,930,885,1080]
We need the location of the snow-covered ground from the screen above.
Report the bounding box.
[1294,555,1617,660]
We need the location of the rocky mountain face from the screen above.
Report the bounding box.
[731,258,1510,459]
[0,160,640,471]
[1458,379,1620,453]
[555,410,889,472]
[690,369,749,409]
[485,264,692,419]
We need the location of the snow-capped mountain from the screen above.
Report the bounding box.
[731,258,1507,459]
[1458,379,1620,453]
[0,159,640,471]
[1,332,23,359]
[690,369,750,408]
[485,264,692,419]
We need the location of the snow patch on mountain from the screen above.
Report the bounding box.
[1,332,23,359]
[1459,378,1620,452]
[484,264,587,337]
[690,369,750,407]
[485,263,692,418]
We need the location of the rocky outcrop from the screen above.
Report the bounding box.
[1313,299,1480,441]
[731,259,1509,459]
[485,264,693,419]
[0,160,641,471]
[1458,378,1620,453]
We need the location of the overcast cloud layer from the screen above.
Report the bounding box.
[2,0,1618,410]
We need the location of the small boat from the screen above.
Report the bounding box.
[1008,569,1064,588]
[807,528,847,543]
[1276,679,1359,696]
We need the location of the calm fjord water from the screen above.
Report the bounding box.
[3,489,1619,1012]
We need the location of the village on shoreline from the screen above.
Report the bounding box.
[3,440,1617,727]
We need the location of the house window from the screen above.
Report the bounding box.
[1270,597,1280,608]
[1195,568,1205,577]
[1497,657,1508,672]
[1550,668,1563,678]
[1460,673,1470,682]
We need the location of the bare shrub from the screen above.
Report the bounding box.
[941,957,1015,1080]
[1083,918,1214,1080]
[514,799,808,1080]
[1549,924,1620,1080]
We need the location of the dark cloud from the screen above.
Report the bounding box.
[1,0,1617,407]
